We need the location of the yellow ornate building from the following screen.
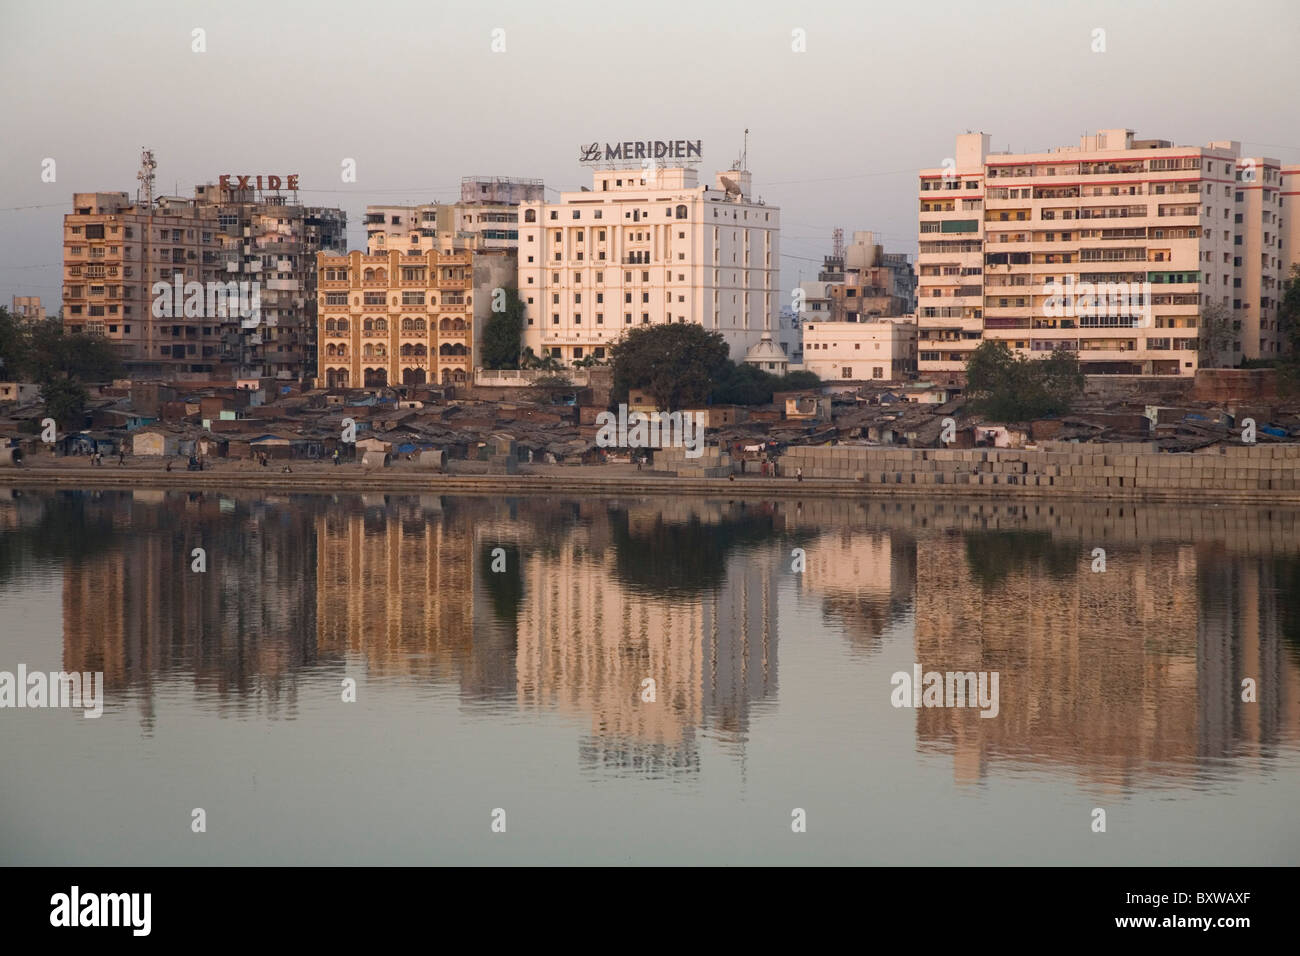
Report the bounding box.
[316,248,472,388]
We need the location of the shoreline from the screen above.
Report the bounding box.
[2,464,1298,504]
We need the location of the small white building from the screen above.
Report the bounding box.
[798,318,918,382]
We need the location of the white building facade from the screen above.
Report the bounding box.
[517,162,779,365]
[800,318,918,382]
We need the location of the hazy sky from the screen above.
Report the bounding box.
[2,0,1297,309]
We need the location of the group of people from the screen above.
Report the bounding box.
[84,450,125,466]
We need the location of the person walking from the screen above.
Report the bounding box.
[117,450,125,467]
[796,466,803,483]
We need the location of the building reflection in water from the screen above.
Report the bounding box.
[2,489,1296,784]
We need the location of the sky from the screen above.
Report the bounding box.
[2,0,1297,310]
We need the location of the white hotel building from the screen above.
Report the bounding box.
[517,161,779,365]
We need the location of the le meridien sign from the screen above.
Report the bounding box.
[218,174,300,191]
[579,140,702,164]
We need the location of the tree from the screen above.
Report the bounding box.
[480,287,525,370]
[1198,301,1237,369]
[1280,264,1300,357]
[964,340,1083,422]
[40,376,89,430]
[3,318,122,384]
[0,307,23,378]
[610,323,730,409]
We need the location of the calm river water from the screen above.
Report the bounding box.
[2,488,1298,864]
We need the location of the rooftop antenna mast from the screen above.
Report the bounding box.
[832,227,844,260]
[137,148,156,208]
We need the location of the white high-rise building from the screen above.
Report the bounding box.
[917,130,1290,384]
[518,161,779,366]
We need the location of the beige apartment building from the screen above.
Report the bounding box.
[63,192,226,379]
[316,248,473,388]
[517,163,779,365]
[62,186,345,382]
[192,181,347,382]
[917,130,1292,384]
[364,177,544,255]
[10,296,46,323]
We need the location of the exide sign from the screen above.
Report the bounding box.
[218,174,300,192]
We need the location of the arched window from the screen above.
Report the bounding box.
[373,268,387,281]
[363,268,374,280]
[414,318,425,331]
[362,344,374,358]
[325,318,336,332]
[524,209,537,223]
[337,344,347,358]
[326,343,336,357]
[375,318,387,331]
[363,318,374,332]
[675,205,688,220]
[337,318,349,332]
[374,345,386,358]
[402,317,414,331]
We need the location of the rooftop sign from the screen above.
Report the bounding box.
[579,141,702,164]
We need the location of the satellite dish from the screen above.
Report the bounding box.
[719,175,742,198]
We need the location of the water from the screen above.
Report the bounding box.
[1,488,1297,865]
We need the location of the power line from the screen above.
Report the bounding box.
[0,202,68,213]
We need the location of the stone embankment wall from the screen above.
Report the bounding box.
[780,441,1300,494]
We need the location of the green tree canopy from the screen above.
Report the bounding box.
[964,340,1083,422]
[39,376,89,429]
[480,286,525,370]
[610,323,730,409]
[0,315,122,384]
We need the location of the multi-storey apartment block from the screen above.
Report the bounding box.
[517,163,779,365]
[62,184,345,382]
[917,130,1290,384]
[194,181,347,382]
[10,296,47,324]
[63,192,225,379]
[365,177,544,256]
[316,248,473,388]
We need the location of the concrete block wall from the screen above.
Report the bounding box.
[779,443,1300,494]
[655,446,734,478]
